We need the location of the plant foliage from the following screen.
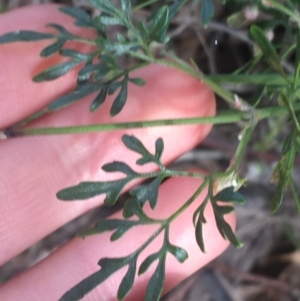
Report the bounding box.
[1,0,300,300]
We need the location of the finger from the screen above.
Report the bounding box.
[0,176,236,301]
[0,6,215,265]
[0,4,96,129]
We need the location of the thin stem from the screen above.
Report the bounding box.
[133,0,160,11]
[289,179,300,215]
[168,179,209,222]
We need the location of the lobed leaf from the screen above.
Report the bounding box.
[57,178,133,205]
[138,252,160,275]
[89,0,119,16]
[48,83,100,111]
[40,38,66,57]
[129,175,164,209]
[167,243,188,263]
[110,78,128,116]
[214,186,246,204]
[102,161,137,176]
[155,138,164,160]
[148,5,169,43]
[123,198,152,221]
[145,257,166,301]
[0,30,55,43]
[117,257,137,300]
[33,60,83,82]
[46,23,74,38]
[59,6,94,28]
[90,87,109,111]
[59,257,129,301]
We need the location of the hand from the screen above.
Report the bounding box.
[0,5,235,300]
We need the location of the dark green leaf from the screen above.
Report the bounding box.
[129,175,164,208]
[155,138,164,160]
[59,49,90,60]
[57,178,132,205]
[102,161,137,175]
[250,25,285,75]
[214,187,246,204]
[79,219,138,239]
[90,87,109,111]
[79,64,110,81]
[128,77,146,86]
[145,257,165,301]
[200,0,215,26]
[0,30,55,43]
[168,0,186,21]
[122,134,159,166]
[138,252,159,275]
[148,5,169,43]
[40,38,66,57]
[96,37,139,56]
[167,243,188,263]
[46,23,73,38]
[108,81,123,95]
[118,257,136,300]
[100,54,117,68]
[59,257,129,301]
[111,78,128,116]
[89,0,119,15]
[48,83,100,111]
[33,60,82,82]
[282,129,296,155]
[123,198,151,221]
[213,203,243,248]
[59,6,94,28]
[195,213,206,252]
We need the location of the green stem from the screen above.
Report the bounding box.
[4,102,300,138]
[289,179,300,215]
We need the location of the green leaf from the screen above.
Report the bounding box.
[212,202,243,248]
[33,60,83,82]
[200,0,215,26]
[129,175,164,209]
[97,15,126,26]
[108,81,123,94]
[128,77,146,86]
[155,138,164,160]
[96,37,140,56]
[148,5,169,43]
[138,252,159,275]
[167,243,188,263]
[79,64,110,81]
[0,30,55,43]
[79,219,139,240]
[57,178,132,205]
[59,49,90,60]
[59,6,94,28]
[59,257,129,301]
[122,135,157,165]
[40,38,66,57]
[250,25,285,75]
[195,212,206,252]
[282,129,296,155]
[102,161,137,176]
[123,198,151,221]
[111,78,128,116]
[90,87,109,112]
[168,0,186,21]
[118,257,136,300]
[48,83,100,111]
[214,187,246,204]
[46,23,73,38]
[89,0,119,16]
[145,257,166,301]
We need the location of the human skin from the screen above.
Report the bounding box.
[0,5,236,301]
